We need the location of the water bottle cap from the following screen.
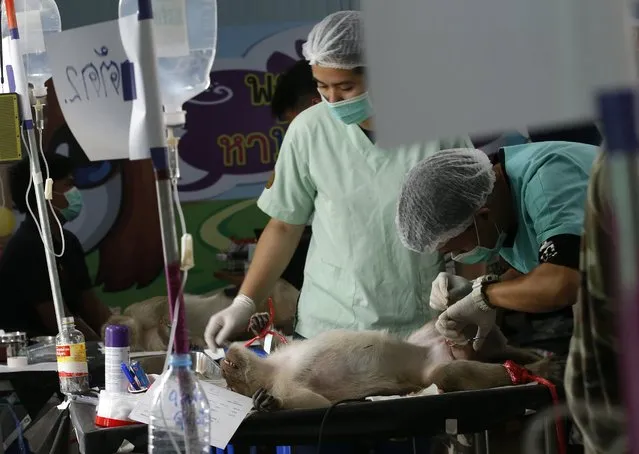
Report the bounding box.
[104,325,130,347]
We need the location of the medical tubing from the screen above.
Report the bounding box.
[598,89,639,454]
[6,0,64,332]
[134,0,198,449]
[34,99,66,257]
[0,400,26,454]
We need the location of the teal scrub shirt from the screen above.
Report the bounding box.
[258,102,473,339]
[498,141,598,273]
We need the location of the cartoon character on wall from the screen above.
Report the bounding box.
[44,78,164,292]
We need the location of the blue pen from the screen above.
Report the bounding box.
[130,361,150,388]
[120,362,140,390]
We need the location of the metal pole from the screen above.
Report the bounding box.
[5,0,65,332]
[135,0,198,449]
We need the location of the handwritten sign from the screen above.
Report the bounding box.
[129,380,253,449]
[47,20,135,161]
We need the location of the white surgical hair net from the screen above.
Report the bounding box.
[396,148,496,253]
[302,10,364,70]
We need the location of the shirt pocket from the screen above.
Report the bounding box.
[301,258,357,329]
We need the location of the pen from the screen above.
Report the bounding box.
[130,361,150,388]
[120,362,140,390]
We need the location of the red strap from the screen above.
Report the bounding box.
[503,360,566,454]
[244,297,288,348]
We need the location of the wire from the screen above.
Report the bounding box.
[315,399,366,454]
[0,400,26,454]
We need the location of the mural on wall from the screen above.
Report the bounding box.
[22,23,314,308]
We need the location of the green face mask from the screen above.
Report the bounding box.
[451,218,506,265]
[60,187,83,222]
[322,92,373,125]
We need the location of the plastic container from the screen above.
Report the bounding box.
[55,316,90,395]
[118,0,218,126]
[104,324,130,394]
[148,354,210,453]
[0,0,62,97]
[26,342,56,364]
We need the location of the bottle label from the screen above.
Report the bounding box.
[56,343,89,377]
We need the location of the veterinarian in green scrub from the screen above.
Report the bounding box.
[396,141,597,354]
[205,10,472,348]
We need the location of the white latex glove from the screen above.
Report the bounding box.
[205,294,256,349]
[435,291,497,351]
[429,272,473,312]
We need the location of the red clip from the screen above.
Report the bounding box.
[503,360,566,454]
[244,297,288,348]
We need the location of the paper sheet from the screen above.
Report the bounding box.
[0,362,57,373]
[46,19,135,161]
[129,380,253,449]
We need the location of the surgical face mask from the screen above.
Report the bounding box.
[322,91,373,125]
[58,187,83,222]
[451,218,506,265]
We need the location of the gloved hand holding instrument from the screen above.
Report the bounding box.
[435,274,500,351]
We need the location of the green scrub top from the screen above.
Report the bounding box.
[258,102,472,339]
[498,141,598,274]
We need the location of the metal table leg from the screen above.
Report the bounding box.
[543,417,558,454]
[473,431,489,454]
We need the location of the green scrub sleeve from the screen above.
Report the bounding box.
[523,156,588,246]
[257,130,316,225]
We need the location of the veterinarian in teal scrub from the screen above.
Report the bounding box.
[396,141,597,354]
[205,10,472,348]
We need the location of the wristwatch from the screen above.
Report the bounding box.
[470,274,500,311]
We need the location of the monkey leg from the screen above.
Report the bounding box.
[270,385,332,410]
[429,360,513,392]
[429,357,557,393]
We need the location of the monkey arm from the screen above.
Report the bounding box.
[270,385,332,410]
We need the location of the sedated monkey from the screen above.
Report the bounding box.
[221,313,555,411]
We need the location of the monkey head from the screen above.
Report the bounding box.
[221,343,264,397]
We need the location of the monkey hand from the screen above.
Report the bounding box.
[252,388,282,412]
[430,272,473,313]
[248,312,271,336]
[205,294,256,349]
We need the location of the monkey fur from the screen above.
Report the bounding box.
[222,314,555,411]
[101,279,300,351]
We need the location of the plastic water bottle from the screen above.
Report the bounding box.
[118,0,218,126]
[0,0,62,97]
[148,354,210,453]
[55,316,90,395]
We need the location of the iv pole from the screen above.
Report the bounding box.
[4,0,65,332]
[134,0,198,449]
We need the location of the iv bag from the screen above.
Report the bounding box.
[1,0,61,96]
[118,0,218,125]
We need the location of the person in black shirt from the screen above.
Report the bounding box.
[0,154,112,339]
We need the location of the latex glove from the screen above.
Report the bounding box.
[205,294,256,349]
[430,272,473,313]
[435,291,497,351]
